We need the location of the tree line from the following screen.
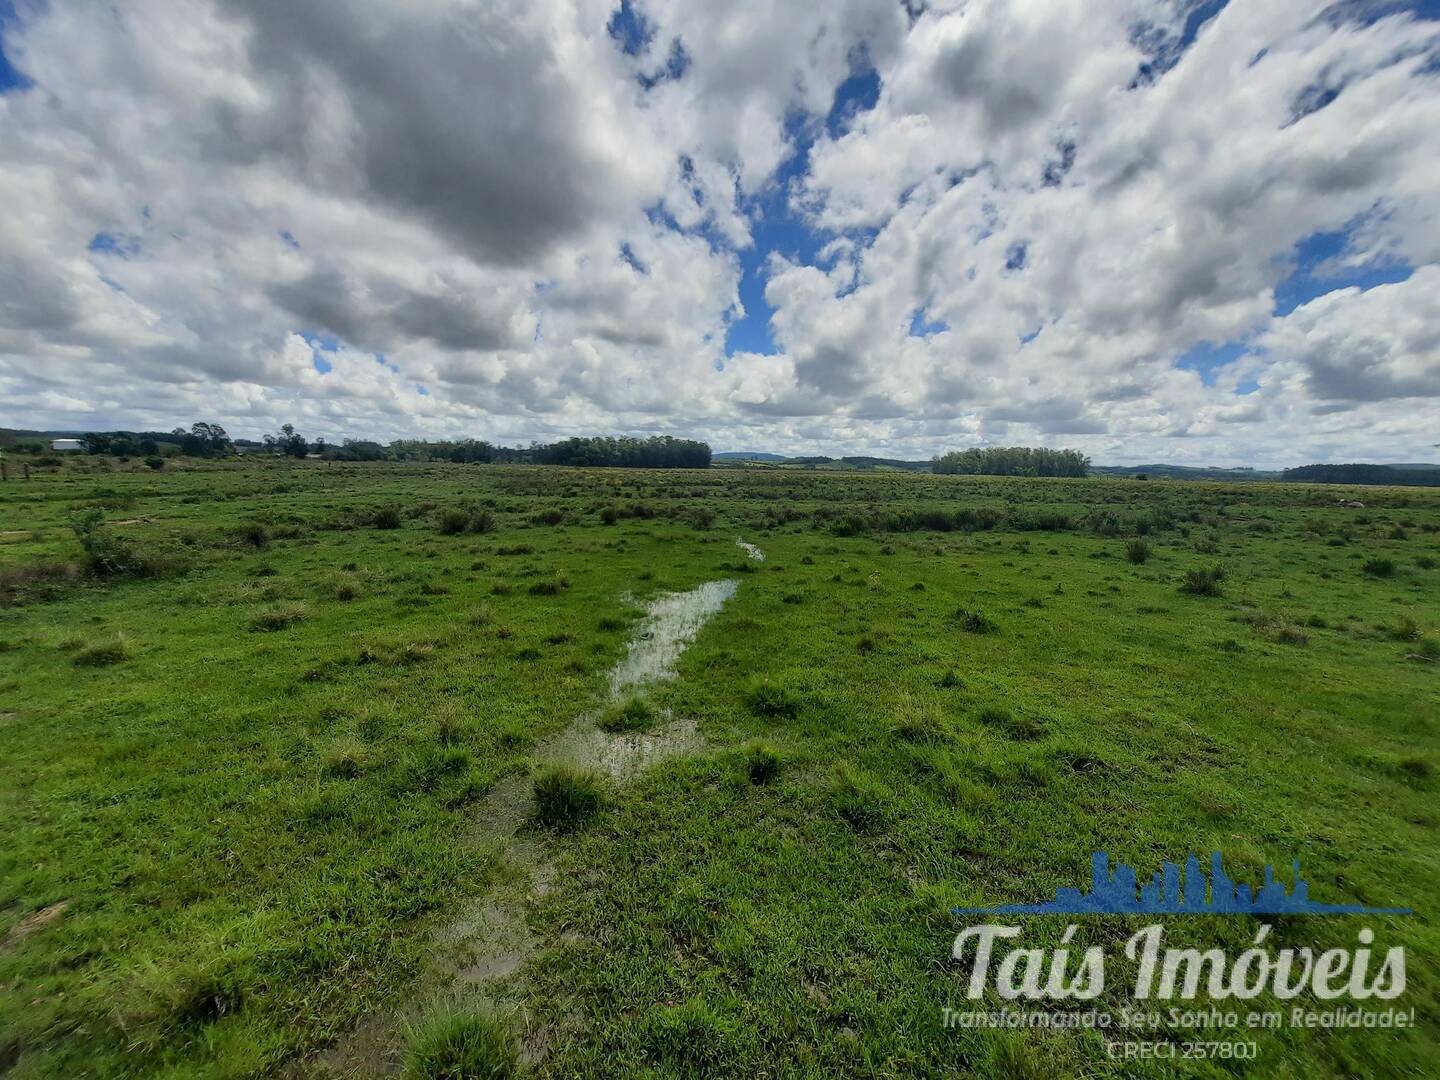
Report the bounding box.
[1281,464,1440,488]
[932,446,1090,477]
[60,424,713,469]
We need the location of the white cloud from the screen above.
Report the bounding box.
[1,0,1438,465]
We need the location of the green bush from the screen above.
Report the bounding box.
[1180,565,1225,596]
[1363,558,1396,578]
[1125,538,1152,564]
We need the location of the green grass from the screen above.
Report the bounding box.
[1,459,1437,1077]
[403,1007,516,1079]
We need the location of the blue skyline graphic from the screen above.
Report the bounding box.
[954,852,1412,916]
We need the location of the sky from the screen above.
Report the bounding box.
[2,1,1440,466]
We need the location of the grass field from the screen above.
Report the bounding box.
[1,460,1437,1078]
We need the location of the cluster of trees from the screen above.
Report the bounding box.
[932,446,1090,477]
[75,423,234,458]
[1282,464,1440,488]
[534,436,711,468]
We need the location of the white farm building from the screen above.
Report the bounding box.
[50,439,83,452]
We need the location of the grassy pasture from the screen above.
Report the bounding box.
[0,460,1437,1078]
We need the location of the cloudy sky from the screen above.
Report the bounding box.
[2,1,1439,465]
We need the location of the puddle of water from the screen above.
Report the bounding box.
[735,538,765,561]
[608,579,738,696]
[322,579,738,1074]
[542,714,705,781]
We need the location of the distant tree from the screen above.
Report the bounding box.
[264,424,308,458]
[176,422,232,458]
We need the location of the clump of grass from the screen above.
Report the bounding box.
[745,742,780,785]
[1271,625,1309,646]
[1363,558,1396,578]
[73,634,129,667]
[1125,538,1152,564]
[533,766,605,830]
[490,581,514,596]
[978,706,1046,741]
[1180,565,1226,596]
[596,615,625,631]
[744,679,800,719]
[831,766,889,831]
[527,575,570,595]
[891,694,948,744]
[334,576,361,601]
[1389,615,1420,642]
[598,696,655,733]
[373,507,402,530]
[403,1007,516,1080]
[1410,637,1440,662]
[322,737,368,779]
[468,605,494,627]
[935,669,964,689]
[953,608,998,633]
[236,522,270,549]
[1416,555,1437,570]
[249,603,309,632]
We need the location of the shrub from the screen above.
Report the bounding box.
[598,697,655,733]
[73,635,129,667]
[439,510,470,535]
[954,608,998,633]
[744,679,800,719]
[249,603,308,632]
[1417,555,1437,570]
[468,510,496,534]
[404,1008,516,1080]
[70,510,173,578]
[533,766,605,830]
[1363,558,1396,578]
[745,742,780,785]
[1125,539,1152,564]
[373,507,402,530]
[533,508,565,526]
[599,506,619,526]
[144,456,165,470]
[1180,565,1225,596]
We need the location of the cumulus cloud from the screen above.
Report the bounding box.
[1,0,1439,464]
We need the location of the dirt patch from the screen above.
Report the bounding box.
[2,902,69,950]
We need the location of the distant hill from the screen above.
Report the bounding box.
[1281,463,1440,487]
